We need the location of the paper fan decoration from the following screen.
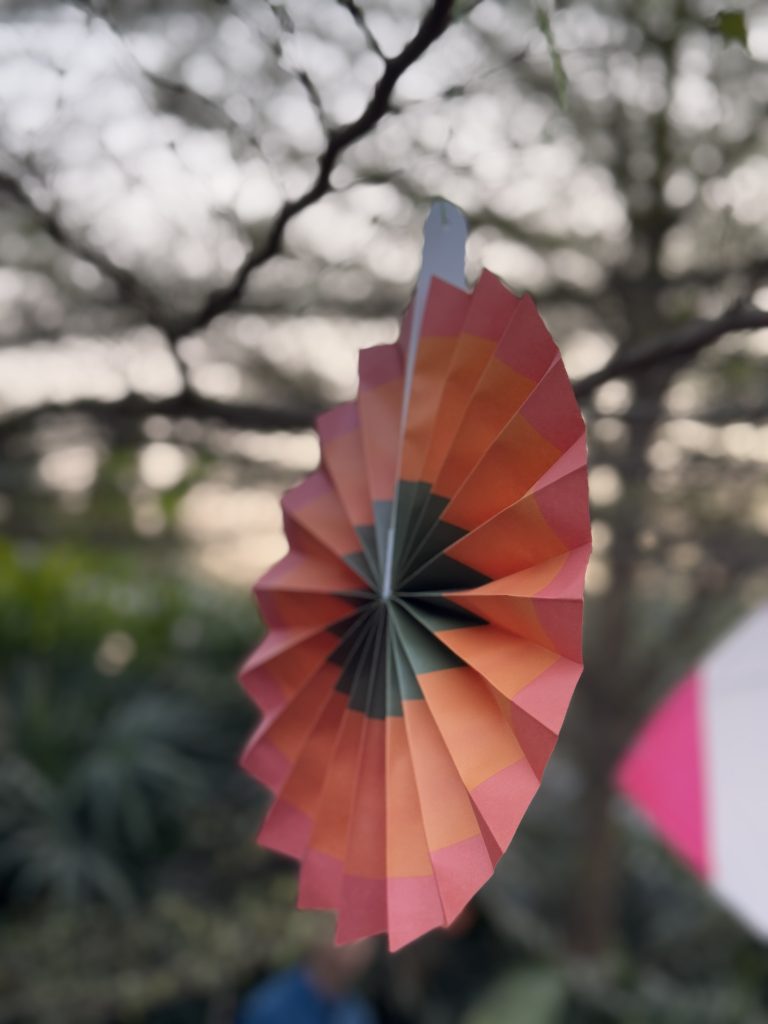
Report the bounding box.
[239,201,591,951]
[617,604,768,940]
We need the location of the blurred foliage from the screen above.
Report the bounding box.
[464,967,567,1024]
[0,882,322,1024]
[0,541,319,1021]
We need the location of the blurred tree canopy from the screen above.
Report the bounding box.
[1,0,768,1022]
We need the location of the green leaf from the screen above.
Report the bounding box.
[536,6,568,109]
[715,10,748,49]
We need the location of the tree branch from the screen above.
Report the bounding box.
[0,163,191,385]
[574,304,768,397]
[1,1,457,360]
[0,169,158,323]
[170,0,457,339]
[144,71,268,161]
[5,302,768,444]
[0,392,323,445]
[337,0,386,59]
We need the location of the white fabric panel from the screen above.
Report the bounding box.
[701,604,768,938]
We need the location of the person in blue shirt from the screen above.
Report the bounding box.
[237,937,378,1024]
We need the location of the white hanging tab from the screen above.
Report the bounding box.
[381,200,468,599]
[406,198,468,359]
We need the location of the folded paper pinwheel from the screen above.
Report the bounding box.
[617,603,768,940]
[239,201,591,950]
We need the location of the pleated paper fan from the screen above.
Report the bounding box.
[239,201,591,951]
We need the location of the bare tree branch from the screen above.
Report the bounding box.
[0,161,193,389]
[5,302,768,444]
[684,401,768,426]
[0,169,158,322]
[608,399,768,426]
[293,68,328,128]
[145,71,268,161]
[575,304,768,398]
[170,0,457,339]
[0,0,459,401]
[337,0,385,59]
[0,164,193,386]
[0,391,323,445]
